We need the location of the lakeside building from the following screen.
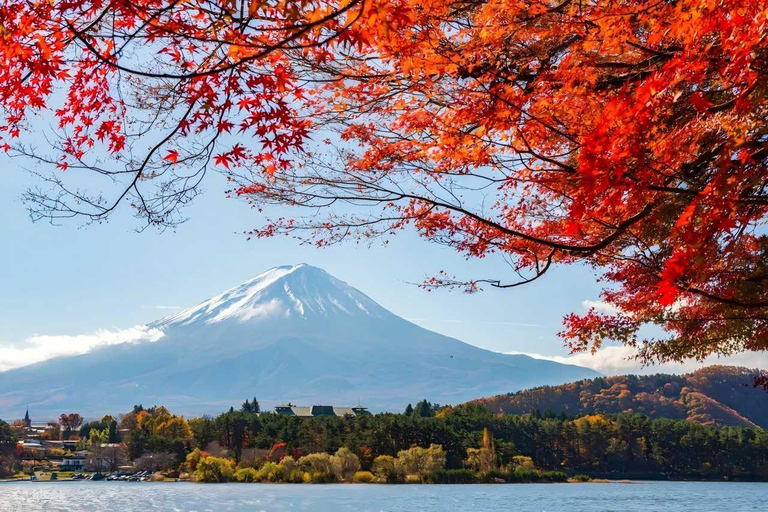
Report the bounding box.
[19,440,46,458]
[274,403,369,418]
[16,408,65,440]
[44,439,80,451]
[56,455,86,471]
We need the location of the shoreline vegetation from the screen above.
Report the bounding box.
[3,400,767,485]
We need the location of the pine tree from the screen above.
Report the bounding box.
[241,399,252,413]
[251,397,260,414]
[414,400,434,418]
[404,404,413,417]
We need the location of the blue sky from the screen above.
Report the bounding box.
[0,154,601,349]
[2,151,766,375]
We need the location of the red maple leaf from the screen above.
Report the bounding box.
[214,153,232,169]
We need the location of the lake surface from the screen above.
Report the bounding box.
[1,481,766,511]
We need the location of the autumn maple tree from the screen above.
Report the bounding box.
[2,0,766,368]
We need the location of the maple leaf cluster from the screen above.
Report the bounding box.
[240,0,768,365]
[1,0,361,223]
[1,0,766,365]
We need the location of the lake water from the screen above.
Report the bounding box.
[0,481,766,511]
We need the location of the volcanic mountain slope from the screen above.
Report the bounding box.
[0,264,599,417]
[475,365,768,428]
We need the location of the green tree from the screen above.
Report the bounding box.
[102,415,119,443]
[0,420,18,478]
[79,427,109,450]
[188,417,215,450]
[413,400,434,418]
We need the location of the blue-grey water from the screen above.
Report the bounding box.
[0,481,766,511]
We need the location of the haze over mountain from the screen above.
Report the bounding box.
[0,264,598,417]
[474,365,768,428]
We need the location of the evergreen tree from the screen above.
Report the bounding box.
[241,399,252,413]
[404,404,413,417]
[251,397,260,414]
[414,400,434,418]
[102,415,119,443]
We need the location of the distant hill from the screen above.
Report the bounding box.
[0,264,598,418]
[475,365,768,428]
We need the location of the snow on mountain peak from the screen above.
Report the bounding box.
[151,264,384,328]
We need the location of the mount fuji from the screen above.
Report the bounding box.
[0,264,599,417]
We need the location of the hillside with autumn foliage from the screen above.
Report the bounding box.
[475,366,768,429]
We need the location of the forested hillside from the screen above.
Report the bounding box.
[6,401,768,482]
[475,366,768,428]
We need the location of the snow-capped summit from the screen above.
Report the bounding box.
[153,264,384,328]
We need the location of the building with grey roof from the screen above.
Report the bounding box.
[274,403,369,418]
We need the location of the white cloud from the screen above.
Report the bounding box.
[209,297,286,323]
[581,300,621,315]
[508,346,768,375]
[0,326,164,372]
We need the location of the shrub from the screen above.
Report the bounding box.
[464,447,496,473]
[185,448,210,472]
[330,447,361,482]
[353,471,375,483]
[404,474,421,484]
[371,455,397,482]
[309,471,337,483]
[288,468,304,483]
[425,469,477,484]
[511,466,538,483]
[481,469,508,483]
[395,444,446,478]
[257,461,288,482]
[509,455,536,472]
[541,471,568,483]
[298,453,333,475]
[572,474,592,482]
[194,456,234,483]
[280,455,296,473]
[234,468,259,483]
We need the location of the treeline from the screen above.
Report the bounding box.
[0,419,15,477]
[3,399,768,481]
[477,366,768,429]
[176,403,768,481]
[184,444,570,484]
